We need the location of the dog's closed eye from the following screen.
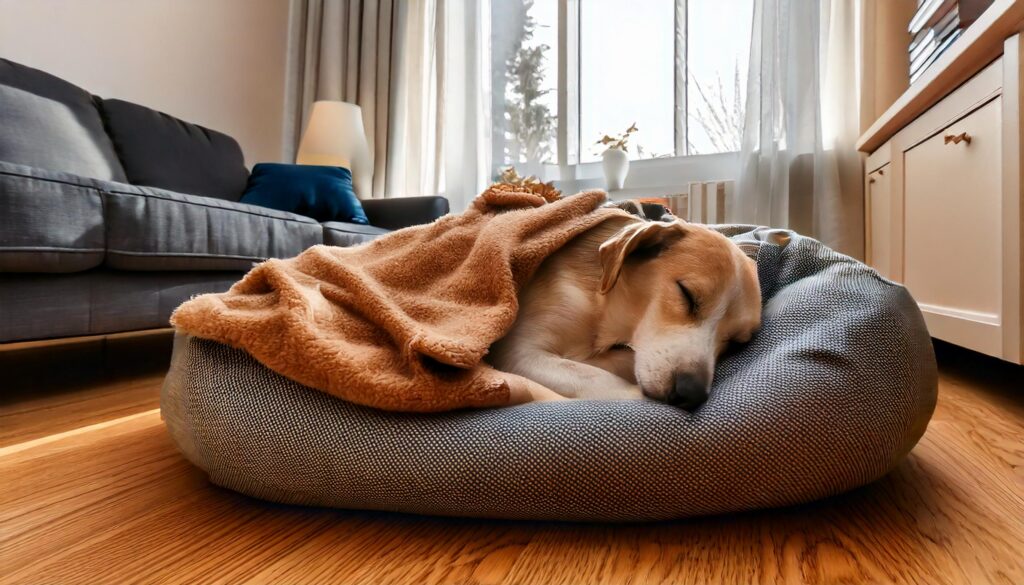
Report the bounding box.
[677,281,698,315]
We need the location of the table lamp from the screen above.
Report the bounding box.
[296,100,372,198]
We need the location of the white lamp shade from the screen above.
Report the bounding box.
[296,101,370,169]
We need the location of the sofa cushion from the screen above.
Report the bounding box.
[0,161,106,273]
[97,98,249,201]
[103,185,323,271]
[322,221,390,247]
[241,163,369,224]
[0,59,126,182]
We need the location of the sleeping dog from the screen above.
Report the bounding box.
[489,202,761,411]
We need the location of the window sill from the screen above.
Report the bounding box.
[537,151,739,195]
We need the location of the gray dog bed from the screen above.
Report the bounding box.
[161,226,937,521]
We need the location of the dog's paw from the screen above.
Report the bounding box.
[503,373,567,404]
[621,384,646,400]
[581,383,645,401]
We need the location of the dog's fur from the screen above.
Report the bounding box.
[489,212,761,410]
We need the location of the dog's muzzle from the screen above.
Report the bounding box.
[667,372,709,411]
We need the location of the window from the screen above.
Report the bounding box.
[492,0,753,170]
[579,0,675,162]
[685,0,753,155]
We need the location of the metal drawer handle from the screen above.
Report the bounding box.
[944,132,972,145]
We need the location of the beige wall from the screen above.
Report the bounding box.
[0,0,290,166]
[860,0,917,133]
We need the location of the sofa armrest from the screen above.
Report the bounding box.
[359,196,449,230]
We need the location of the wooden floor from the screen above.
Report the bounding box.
[1,334,1022,584]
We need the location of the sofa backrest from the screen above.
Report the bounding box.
[0,58,127,182]
[97,98,249,202]
[1,58,250,201]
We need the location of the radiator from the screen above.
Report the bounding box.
[663,180,733,224]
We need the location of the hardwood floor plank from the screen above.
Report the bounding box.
[0,374,163,447]
[0,413,210,577]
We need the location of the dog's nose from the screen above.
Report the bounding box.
[668,373,709,411]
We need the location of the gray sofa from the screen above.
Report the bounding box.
[0,59,448,343]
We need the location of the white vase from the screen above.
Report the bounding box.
[601,148,629,191]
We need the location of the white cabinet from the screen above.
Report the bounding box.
[862,35,1023,364]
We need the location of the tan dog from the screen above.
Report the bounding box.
[489,213,761,411]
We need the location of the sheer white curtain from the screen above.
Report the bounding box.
[284,0,491,211]
[441,0,492,212]
[733,0,863,258]
[387,0,491,210]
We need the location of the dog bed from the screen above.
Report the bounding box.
[161,226,937,521]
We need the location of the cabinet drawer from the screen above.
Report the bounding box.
[903,97,1003,355]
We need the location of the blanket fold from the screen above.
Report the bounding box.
[170,188,624,412]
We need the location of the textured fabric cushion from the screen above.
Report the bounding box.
[0,270,241,343]
[103,184,323,271]
[0,161,106,273]
[161,226,938,521]
[241,164,369,224]
[322,221,390,247]
[0,59,126,182]
[97,98,249,201]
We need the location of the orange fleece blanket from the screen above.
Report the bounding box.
[170,188,624,412]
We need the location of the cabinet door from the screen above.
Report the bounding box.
[903,97,1004,357]
[865,165,892,280]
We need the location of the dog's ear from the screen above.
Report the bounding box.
[599,221,686,293]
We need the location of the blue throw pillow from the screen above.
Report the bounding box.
[241,163,369,224]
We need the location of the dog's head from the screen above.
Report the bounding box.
[599,219,761,410]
